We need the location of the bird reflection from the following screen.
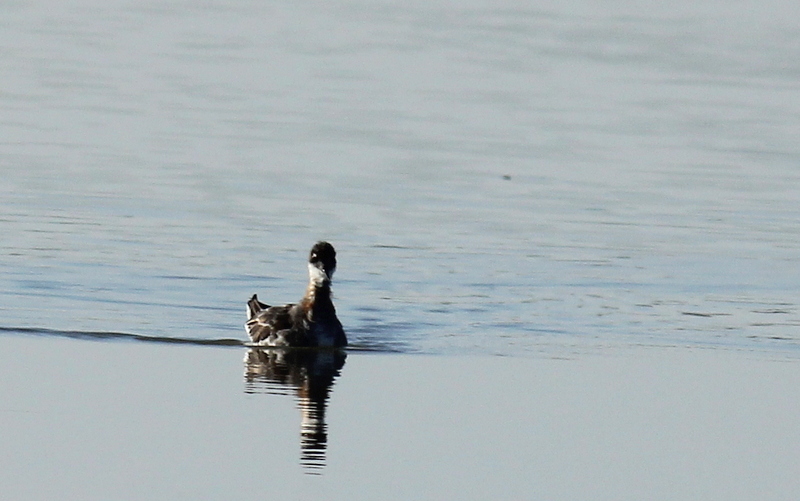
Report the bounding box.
[243,348,346,473]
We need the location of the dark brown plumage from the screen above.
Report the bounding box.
[245,242,347,347]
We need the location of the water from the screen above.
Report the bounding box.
[3,336,800,500]
[2,0,800,497]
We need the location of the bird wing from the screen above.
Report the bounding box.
[245,303,296,344]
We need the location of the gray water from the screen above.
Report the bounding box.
[2,0,800,355]
[3,0,800,356]
[4,336,800,500]
[2,0,800,497]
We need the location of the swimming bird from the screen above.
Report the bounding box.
[245,241,347,347]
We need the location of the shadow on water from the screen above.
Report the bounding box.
[243,348,346,474]
[0,323,411,474]
[0,324,403,474]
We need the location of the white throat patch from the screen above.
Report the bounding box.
[308,263,329,287]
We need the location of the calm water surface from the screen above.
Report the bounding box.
[3,335,800,500]
[2,0,800,497]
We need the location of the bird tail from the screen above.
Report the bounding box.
[246,294,269,320]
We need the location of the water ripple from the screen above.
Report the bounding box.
[0,326,244,346]
[0,325,410,353]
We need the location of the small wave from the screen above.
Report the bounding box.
[0,326,245,346]
[0,326,410,353]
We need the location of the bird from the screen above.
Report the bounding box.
[245,241,347,348]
